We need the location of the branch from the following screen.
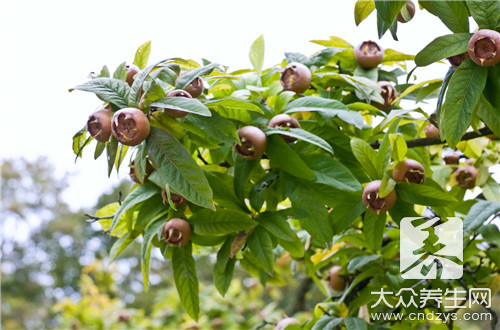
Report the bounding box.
[84,213,113,223]
[290,277,313,314]
[370,127,493,149]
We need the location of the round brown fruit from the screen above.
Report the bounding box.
[447,52,469,67]
[354,41,384,69]
[126,64,140,86]
[129,160,154,184]
[444,154,460,165]
[161,190,187,208]
[235,126,267,160]
[87,109,112,142]
[468,29,500,66]
[177,73,204,98]
[164,89,193,118]
[280,62,312,94]
[162,218,192,247]
[268,114,300,143]
[275,317,300,330]
[362,180,397,213]
[111,108,150,146]
[424,123,439,138]
[397,1,416,23]
[392,159,425,184]
[455,165,478,189]
[329,266,345,291]
[371,81,397,111]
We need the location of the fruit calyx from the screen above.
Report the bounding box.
[455,165,478,189]
[467,29,500,66]
[87,109,112,142]
[392,159,425,184]
[372,81,397,111]
[161,190,187,208]
[111,108,150,146]
[280,62,312,94]
[362,180,397,213]
[235,126,267,160]
[162,218,192,247]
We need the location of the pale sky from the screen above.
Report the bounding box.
[1,0,458,210]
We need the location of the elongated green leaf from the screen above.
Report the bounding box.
[189,209,257,235]
[420,1,469,33]
[266,128,333,154]
[72,126,88,159]
[141,218,164,291]
[266,135,315,179]
[313,316,343,330]
[246,226,274,272]
[175,63,217,90]
[146,128,214,210]
[347,254,382,272]
[249,35,265,73]
[389,133,407,163]
[374,0,406,38]
[172,242,199,321]
[109,232,137,263]
[415,33,472,67]
[466,0,500,30]
[436,67,456,123]
[233,156,258,203]
[150,97,211,117]
[331,200,366,234]
[397,183,457,206]
[128,57,172,107]
[464,200,500,234]
[257,212,304,258]
[441,59,488,148]
[344,317,369,330]
[213,237,235,296]
[355,0,375,26]
[205,97,264,113]
[133,40,152,69]
[476,95,500,137]
[363,211,386,250]
[185,111,238,144]
[350,138,380,180]
[70,78,129,108]
[113,62,127,80]
[106,137,118,177]
[94,141,106,160]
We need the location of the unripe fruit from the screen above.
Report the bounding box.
[362,180,397,213]
[126,64,140,86]
[87,109,112,142]
[392,159,425,184]
[424,123,439,138]
[397,1,416,23]
[165,90,193,118]
[455,165,478,189]
[447,52,469,67]
[281,62,312,94]
[235,126,267,160]
[177,73,204,98]
[275,317,300,330]
[329,266,345,291]
[268,114,300,143]
[371,81,397,111]
[162,218,192,247]
[161,190,187,207]
[354,41,384,69]
[129,160,153,184]
[468,29,500,66]
[111,108,150,146]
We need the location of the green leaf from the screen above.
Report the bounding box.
[347,254,382,273]
[129,58,172,107]
[420,1,469,33]
[72,126,88,159]
[350,138,380,180]
[441,59,488,148]
[246,226,274,272]
[141,218,164,291]
[249,35,265,73]
[344,317,368,330]
[100,65,110,78]
[266,135,315,179]
[189,209,257,235]
[109,232,137,263]
[374,0,406,38]
[266,128,333,154]
[172,242,199,321]
[146,127,214,210]
[150,97,211,117]
[389,133,407,163]
[133,40,152,70]
[466,0,500,30]
[331,200,366,234]
[415,33,472,67]
[213,237,235,296]
[312,316,343,330]
[363,211,386,251]
[70,78,129,108]
[205,97,264,113]
[175,63,217,90]
[436,67,456,123]
[354,0,375,26]
[185,111,238,144]
[94,141,106,160]
[396,182,457,206]
[256,212,304,258]
[476,95,500,137]
[464,200,500,234]
[233,157,258,203]
[106,137,118,177]
[479,224,500,246]
[274,91,296,114]
[113,62,127,80]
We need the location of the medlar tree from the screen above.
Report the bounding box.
[71,1,500,328]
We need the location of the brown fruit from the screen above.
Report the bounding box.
[235,126,267,160]
[447,52,469,67]
[354,41,384,69]
[371,81,397,111]
[126,64,140,86]
[268,114,300,143]
[87,109,112,142]
[177,73,204,98]
[455,165,478,189]
[397,1,416,23]
[129,160,153,184]
[161,190,187,207]
[329,266,345,291]
[162,218,192,247]
[392,159,425,184]
[468,29,500,66]
[164,89,193,118]
[281,62,312,94]
[362,180,397,213]
[444,154,460,165]
[111,108,150,146]
[424,123,439,138]
[275,317,300,330]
